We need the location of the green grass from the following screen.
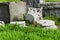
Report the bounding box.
[0,24,59,40]
[0,0,60,2]
[0,0,20,2]
[45,0,60,2]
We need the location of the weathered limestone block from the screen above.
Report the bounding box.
[10,21,26,27]
[37,20,55,26]
[9,1,26,21]
[37,20,57,29]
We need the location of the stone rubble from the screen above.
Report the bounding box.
[10,21,26,27]
[25,7,57,29]
[0,21,5,26]
[37,20,57,29]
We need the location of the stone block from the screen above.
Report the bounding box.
[10,21,26,27]
[37,20,57,29]
[9,1,27,21]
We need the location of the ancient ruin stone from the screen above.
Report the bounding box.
[25,7,43,23]
[37,20,57,29]
[9,1,26,21]
[10,21,26,27]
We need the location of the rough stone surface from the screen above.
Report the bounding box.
[10,21,26,27]
[25,7,43,23]
[43,8,60,18]
[0,21,5,26]
[40,2,60,18]
[9,1,26,21]
[37,20,57,29]
[37,20,55,26]
[25,14,34,23]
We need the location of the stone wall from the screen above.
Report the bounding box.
[9,1,26,21]
[43,8,60,18]
[40,2,60,18]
